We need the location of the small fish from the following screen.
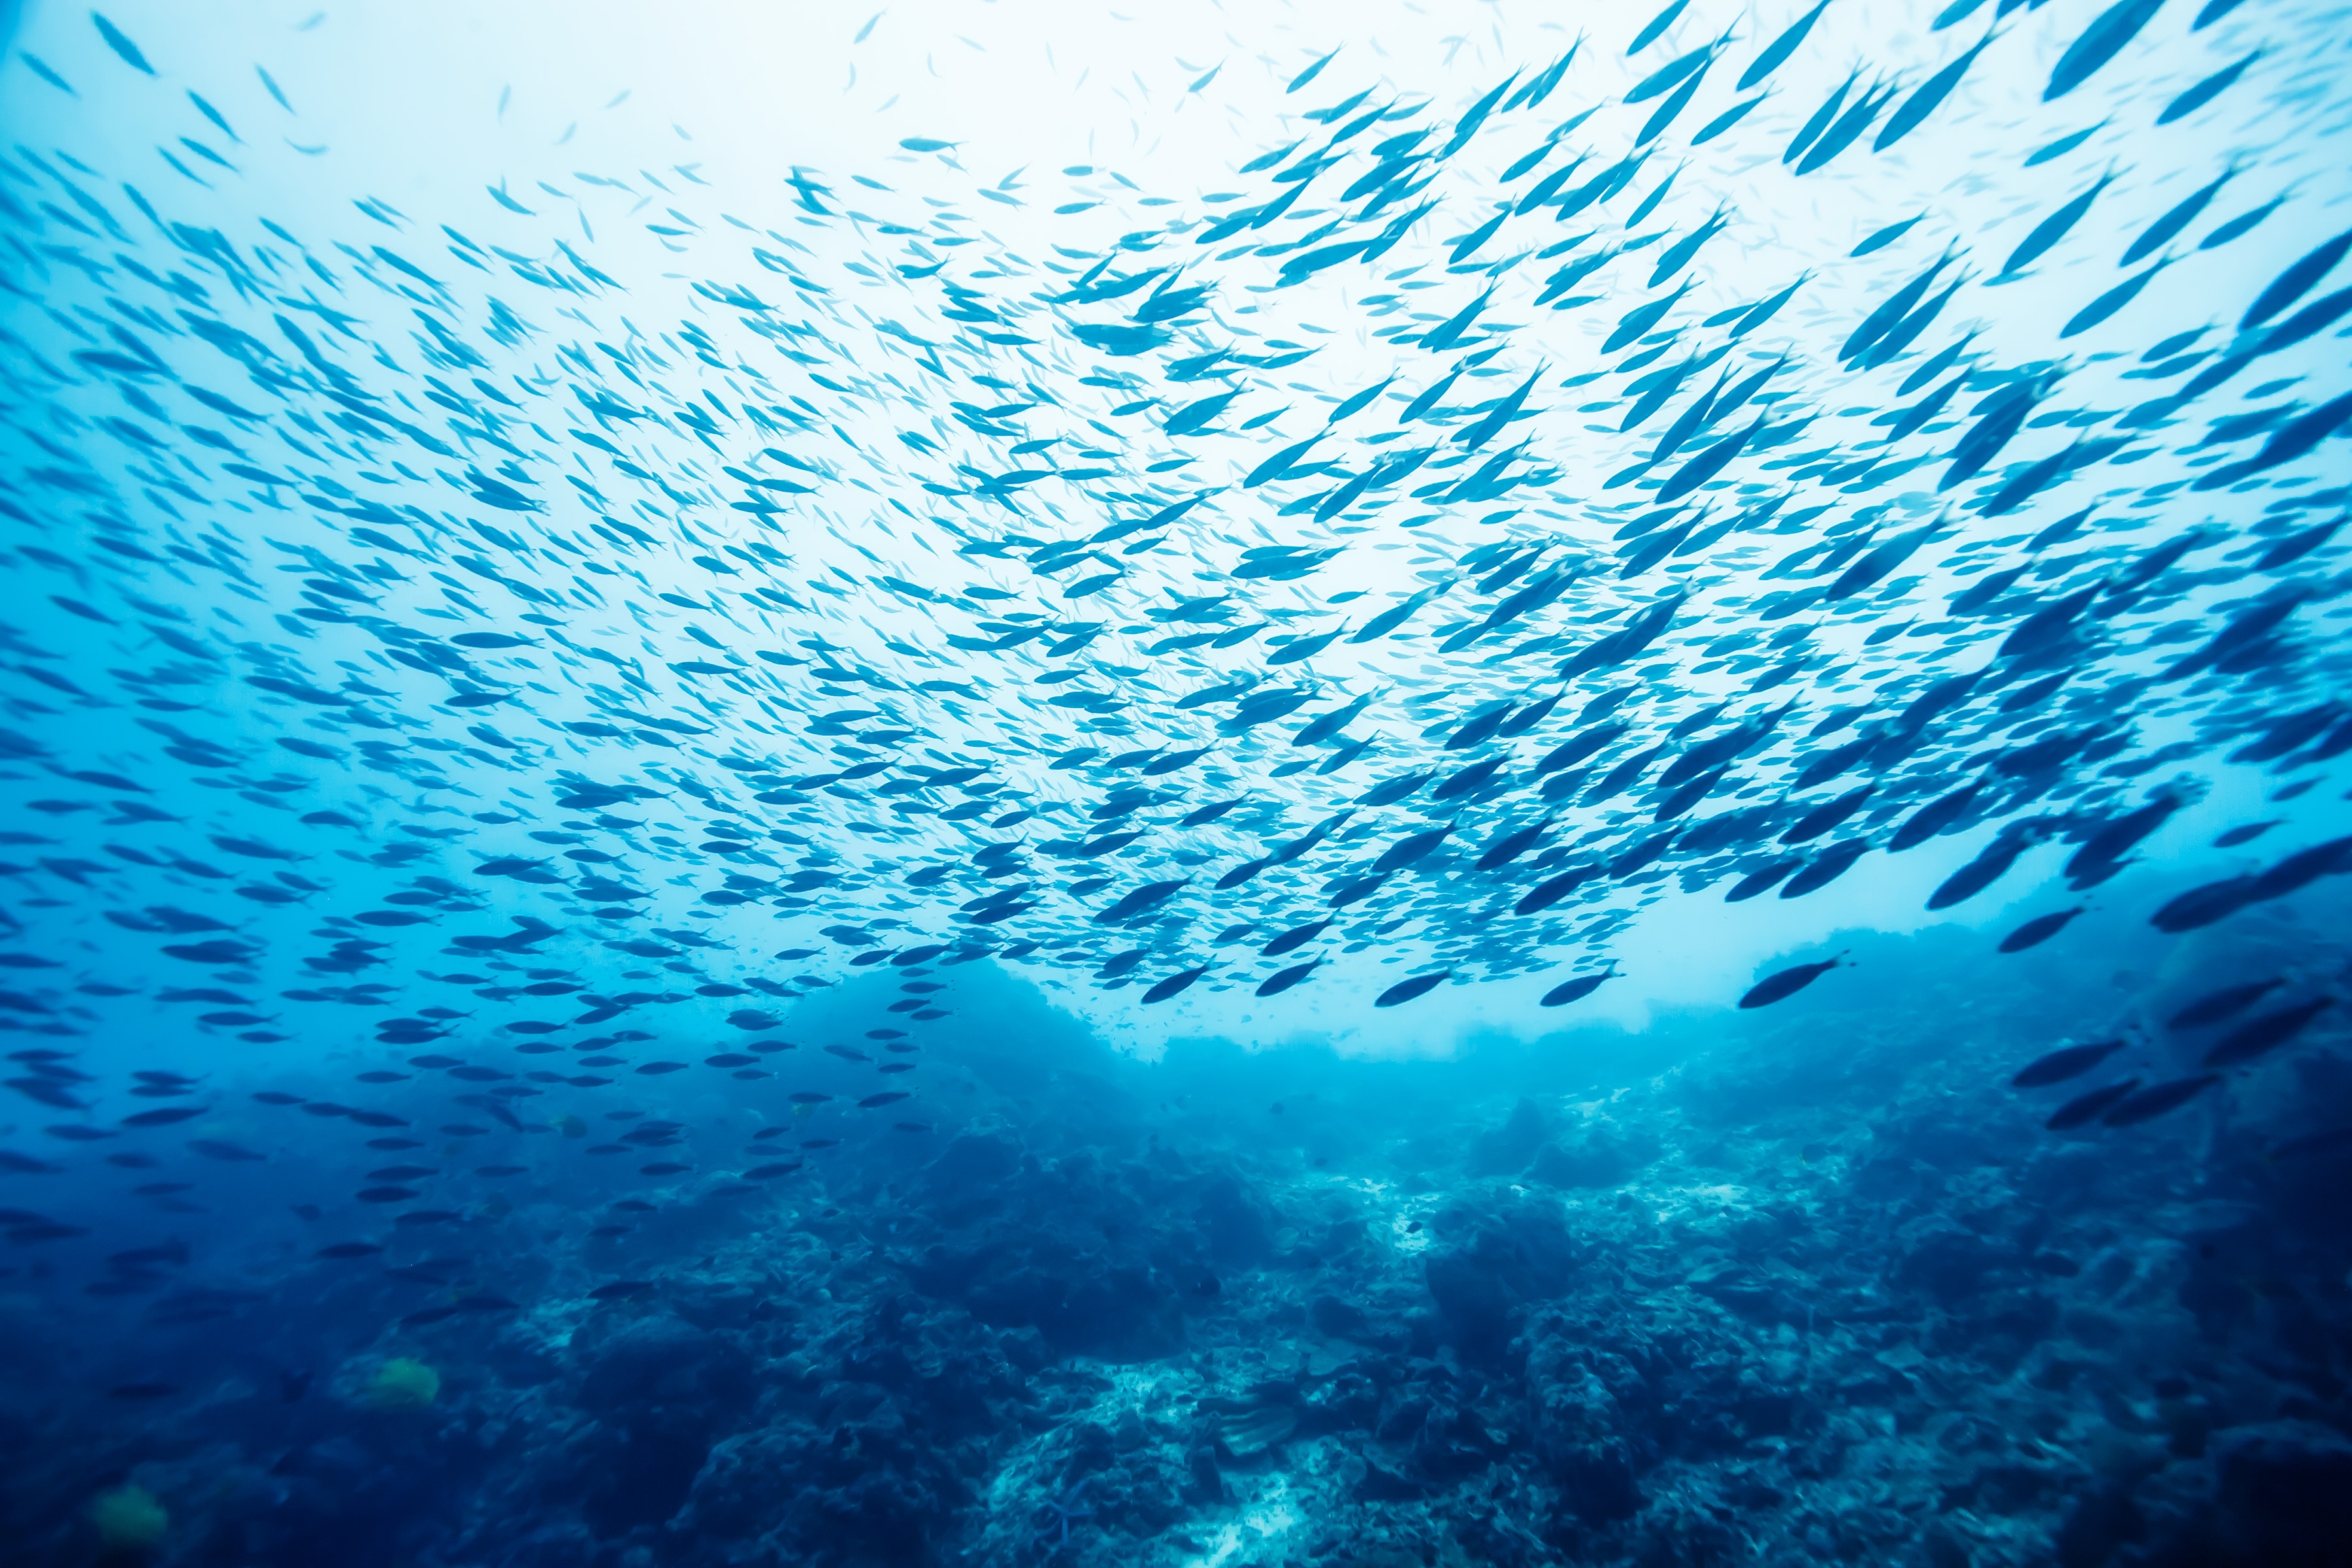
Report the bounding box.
[2202,998,2332,1068]
[2168,978,2286,1030]
[91,14,157,75]
[1256,960,1322,998]
[1999,908,2086,953]
[1739,956,1842,1009]
[2000,170,2118,276]
[2155,51,2259,127]
[2102,1075,2221,1126]
[1374,971,1450,1008]
[1927,829,2038,909]
[1541,963,1619,1008]
[122,1106,207,1128]
[2013,1039,2126,1088]
[1143,964,1211,1004]
[2044,0,2163,101]
[2047,1079,2141,1130]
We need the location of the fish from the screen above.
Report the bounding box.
[2014,1038,2130,1088]
[2168,979,2286,1030]
[1876,31,1999,152]
[2046,1079,2142,1130]
[188,1139,267,1162]
[2102,1075,2221,1126]
[1516,865,1601,915]
[2240,227,2352,333]
[2121,165,2240,267]
[588,1281,657,1301]
[1375,971,1450,1007]
[1999,908,2085,953]
[1256,960,1321,998]
[1540,963,1618,1008]
[2201,998,2332,1068]
[1724,858,1802,902]
[1739,0,1829,91]
[2044,0,2165,101]
[0,1,2343,1424]
[91,14,157,75]
[1779,840,1870,898]
[2151,872,2281,934]
[1739,957,1842,1009]
[1999,171,2117,276]
[121,1107,208,1128]
[1262,919,1332,957]
[1143,964,1211,1004]
[2265,1126,2352,1163]
[2154,52,2258,126]
[1782,786,1874,845]
[1927,827,2041,909]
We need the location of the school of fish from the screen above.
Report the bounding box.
[3,0,2351,1226]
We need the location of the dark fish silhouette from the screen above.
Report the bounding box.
[2047,1079,2141,1130]
[2168,978,2285,1030]
[1739,957,1842,1009]
[1999,908,2085,953]
[1541,964,1619,1008]
[2012,1039,2126,1088]
[2202,998,2332,1068]
[2102,1075,2221,1126]
[1375,971,1450,1008]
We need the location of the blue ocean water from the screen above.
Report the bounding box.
[1,1,2350,1563]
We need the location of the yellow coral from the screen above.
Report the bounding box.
[365,1356,441,1409]
[89,1484,168,1549]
